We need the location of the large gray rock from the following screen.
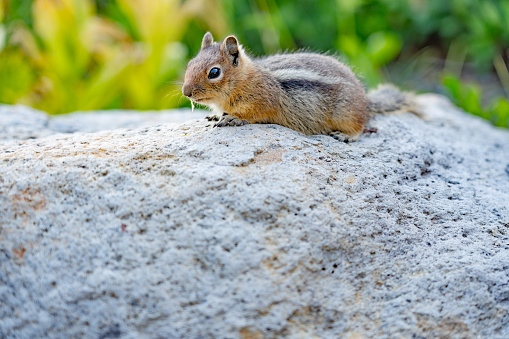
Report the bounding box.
[0,96,508,338]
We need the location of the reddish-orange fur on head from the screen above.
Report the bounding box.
[182,33,250,112]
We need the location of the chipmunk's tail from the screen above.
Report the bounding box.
[367,84,419,117]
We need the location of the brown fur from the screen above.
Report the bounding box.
[182,33,417,142]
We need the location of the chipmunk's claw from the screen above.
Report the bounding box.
[329,131,359,143]
[205,114,221,121]
[214,115,249,127]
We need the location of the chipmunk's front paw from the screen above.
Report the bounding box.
[205,114,221,121]
[214,115,249,127]
[329,131,359,143]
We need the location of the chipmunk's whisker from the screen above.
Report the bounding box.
[167,80,184,85]
[164,88,183,99]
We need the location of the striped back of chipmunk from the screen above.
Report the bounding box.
[253,52,368,135]
[271,68,342,86]
[255,52,356,89]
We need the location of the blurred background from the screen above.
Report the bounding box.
[0,0,508,127]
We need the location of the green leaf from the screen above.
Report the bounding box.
[0,52,35,104]
[336,34,362,59]
[442,73,461,100]
[0,24,5,52]
[366,31,402,66]
[490,97,509,128]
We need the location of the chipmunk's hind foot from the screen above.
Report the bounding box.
[329,131,360,143]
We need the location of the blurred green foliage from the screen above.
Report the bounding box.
[1,0,205,113]
[0,0,508,127]
[442,73,509,128]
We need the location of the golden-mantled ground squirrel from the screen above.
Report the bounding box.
[182,32,417,142]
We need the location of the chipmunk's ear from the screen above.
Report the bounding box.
[221,35,240,66]
[201,32,214,50]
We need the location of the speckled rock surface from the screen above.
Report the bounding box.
[0,95,508,338]
[0,104,207,139]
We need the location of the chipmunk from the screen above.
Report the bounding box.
[182,32,417,142]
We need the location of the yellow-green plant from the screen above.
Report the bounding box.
[115,0,189,109]
[0,0,4,26]
[0,0,34,105]
[9,0,130,113]
[5,0,210,114]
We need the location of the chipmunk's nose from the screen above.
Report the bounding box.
[182,84,192,97]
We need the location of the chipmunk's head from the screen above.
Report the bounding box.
[182,32,247,109]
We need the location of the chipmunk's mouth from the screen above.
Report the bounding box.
[193,97,211,103]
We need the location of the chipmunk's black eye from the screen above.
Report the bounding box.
[208,67,221,79]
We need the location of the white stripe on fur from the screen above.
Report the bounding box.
[271,69,339,85]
